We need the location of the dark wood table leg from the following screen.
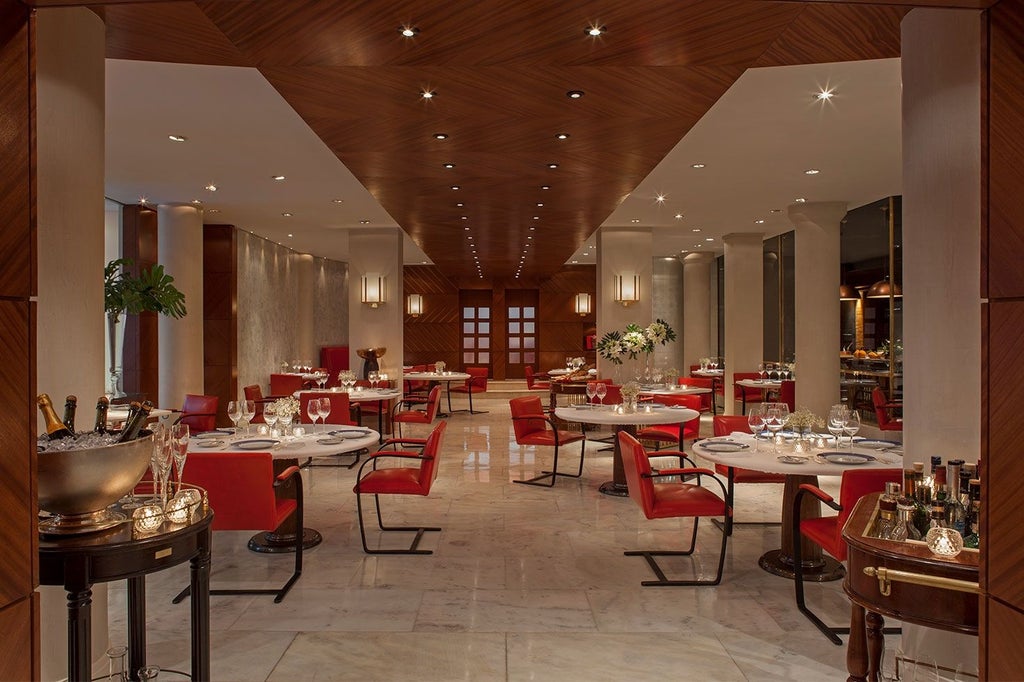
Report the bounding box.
[866,610,885,682]
[758,473,845,581]
[598,424,634,497]
[127,576,147,681]
[190,528,212,681]
[65,584,91,682]
[847,602,868,682]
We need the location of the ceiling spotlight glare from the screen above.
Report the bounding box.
[282,212,293,217]
[754,219,765,224]
[566,90,584,99]
[272,175,286,181]
[541,185,551,190]
[536,202,544,207]
[168,134,187,142]
[443,162,455,169]
[533,216,540,220]
[631,219,640,223]
[691,228,701,233]
[705,237,714,241]
[421,90,437,99]
[287,233,293,238]
[585,25,606,37]
[815,88,834,101]
[208,209,220,214]
[555,133,570,140]
[333,199,344,204]
[794,197,807,203]
[804,168,820,175]
[529,226,536,230]
[547,163,559,169]
[464,226,470,230]
[204,184,217,192]
[451,185,461,190]
[433,132,448,140]
[191,199,202,205]
[655,194,666,203]
[691,163,705,169]
[360,219,370,224]
[399,25,420,37]
[675,213,683,220]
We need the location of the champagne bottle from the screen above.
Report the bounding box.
[62,395,78,433]
[36,393,75,440]
[93,396,110,434]
[114,400,151,443]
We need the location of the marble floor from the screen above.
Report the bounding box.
[109,394,881,681]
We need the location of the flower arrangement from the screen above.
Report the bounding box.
[570,357,585,369]
[597,319,677,365]
[434,360,446,373]
[787,407,824,432]
[338,369,356,384]
[663,367,678,385]
[620,381,641,406]
[273,396,300,419]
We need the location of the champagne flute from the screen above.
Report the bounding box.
[227,400,241,432]
[170,423,189,495]
[595,382,607,407]
[844,410,861,448]
[155,427,174,507]
[318,397,332,432]
[279,408,294,436]
[306,399,320,434]
[747,405,766,452]
[585,381,598,405]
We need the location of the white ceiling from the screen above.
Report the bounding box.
[105,56,902,267]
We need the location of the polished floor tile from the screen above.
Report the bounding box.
[106,393,855,680]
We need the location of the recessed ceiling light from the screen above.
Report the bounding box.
[399,25,420,37]
[656,194,666,203]
[795,197,806,203]
[541,185,551,190]
[571,260,578,264]
[208,209,220,214]
[421,90,437,99]
[282,212,293,217]
[333,199,344,204]
[631,219,640,223]
[815,88,835,101]
[692,228,701,233]
[360,220,370,224]
[168,134,187,143]
[770,208,782,213]
[691,163,705,169]
[464,226,470,231]
[705,237,714,242]
[456,202,464,207]
[529,227,536,231]
[287,233,293,238]
[547,163,559,169]
[191,199,202,205]
[461,216,468,220]
[272,175,286,181]
[585,25,607,37]
[754,219,765,224]
[804,168,820,175]
[536,202,544,207]
[433,133,448,140]
[555,133,570,140]
[443,162,455,169]
[467,236,473,240]
[451,185,461,190]
[681,250,689,253]
[566,90,584,99]
[527,235,533,239]
[533,216,540,220]
[675,213,684,220]
[204,184,217,192]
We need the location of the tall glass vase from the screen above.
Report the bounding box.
[106,313,126,397]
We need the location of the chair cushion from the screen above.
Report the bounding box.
[800,516,845,560]
[714,464,786,483]
[394,409,431,424]
[647,483,728,519]
[355,467,430,496]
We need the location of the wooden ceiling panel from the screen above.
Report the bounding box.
[103,2,246,66]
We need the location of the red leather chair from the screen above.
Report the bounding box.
[792,468,902,644]
[173,394,219,433]
[353,421,448,554]
[402,364,431,405]
[524,366,551,391]
[270,373,304,397]
[872,387,903,432]
[391,385,442,438]
[618,432,731,586]
[733,372,766,415]
[450,366,488,414]
[299,391,357,427]
[779,380,796,412]
[319,345,349,388]
[637,394,702,451]
[510,396,586,487]
[682,377,715,414]
[243,384,284,425]
[711,416,786,535]
[174,451,304,603]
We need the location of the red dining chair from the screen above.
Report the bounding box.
[172,394,219,433]
[243,384,285,425]
[173,451,304,603]
[732,372,767,415]
[637,394,702,452]
[402,364,432,405]
[297,391,363,467]
[792,468,902,644]
[450,366,488,414]
[710,416,786,535]
[779,380,796,412]
[391,385,442,438]
[872,388,903,432]
[270,373,304,397]
[510,396,586,487]
[524,366,551,391]
[618,432,731,586]
[353,421,448,554]
[682,377,716,415]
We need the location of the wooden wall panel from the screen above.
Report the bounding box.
[402,265,461,370]
[538,267,596,375]
[0,595,37,682]
[203,224,236,424]
[120,204,159,401]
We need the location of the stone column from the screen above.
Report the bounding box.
[596,227,653,378]
[722,233,763,414]
[652,257,683,372]
[348,228,403,375]
[790,201,846,418]
[682,252,715,371]
[35,8,109,679]
[295,253,315,362]
[157,204,205,409]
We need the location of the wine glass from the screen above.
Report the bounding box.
[170,423,189,496]
[318,397,332,431]
[828,405,848,448]
[843,410,861,448]
[757,363,766,382]
[368,370,379,387]
[279,408,294,436]
[152,427,174,507]
[747,405,766,452]
[264,403,278,436]
[764,404,785,453]
[227,400,242,432]
[306,399,320,434]
[585,381,598,404]
[242,400,255,435]
[594,382,607,407]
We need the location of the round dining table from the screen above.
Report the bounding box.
[638,385,711,397]
[555,404,699,497]
[402,371,471,416]
[294,387,402,441]
[692,433,902,581]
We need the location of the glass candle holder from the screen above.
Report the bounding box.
[132,504,163,533]
[925,526,964,558]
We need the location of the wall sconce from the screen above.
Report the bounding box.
[612,273,640,306]
[406,293,424,317]
[360,273,386,308]
[573,293,592,316]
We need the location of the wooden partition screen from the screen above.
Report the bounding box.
[120,204,159,401]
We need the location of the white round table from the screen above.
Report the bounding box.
[555,404,698,496]
[402,371,472,416]
[692,433,901,580]
[293,387,402,439]
[638,386,711,397]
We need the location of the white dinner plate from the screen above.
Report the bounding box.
[777,455,808,464]
[195,440,224,448]
[194,429,235,439]
[232,439,280,450]
[854,439,900,450]
[316,437,345,446]
[821,452,875,465]
[701,441,749,453]
[328,429,371,439]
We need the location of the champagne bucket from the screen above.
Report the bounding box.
[38,432,153,533]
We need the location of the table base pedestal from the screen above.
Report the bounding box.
[248,528,322,553]
[758,549,845,582]
[598,480,629,497]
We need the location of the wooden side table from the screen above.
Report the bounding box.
[39,505,213,681]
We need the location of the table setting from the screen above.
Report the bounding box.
[186,424,378,459]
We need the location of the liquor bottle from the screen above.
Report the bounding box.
[911,462,930,536]
[62,395,78,432]
[963,478,982,549]
[943,462,967,536]
[929,499,946,530]
[93,396,110,434]
[903,468,916,500]
[114,400,152,443]
[876,482,900,539]
[36,393,75,440]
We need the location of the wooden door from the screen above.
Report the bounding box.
[506,289,540,379]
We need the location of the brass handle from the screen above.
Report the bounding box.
[863,566,980,597]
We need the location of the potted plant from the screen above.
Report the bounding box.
[104,258,187,395]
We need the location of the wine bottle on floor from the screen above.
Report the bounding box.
[36,393,75,440]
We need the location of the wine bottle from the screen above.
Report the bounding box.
[115,400,152,443]
[36,393,75,440]
[93,396,110,434]
[62,395,78,433]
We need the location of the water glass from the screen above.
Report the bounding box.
[227,400,241,431]
[747,405,766,452]
[594,382,607,406]
[264,403,279,436]
[318,398,332,429]
[106,645,128,681]
[585,382,598,404]
[306,399,320,433]
[844,410,861,447]
[828,405,848,448]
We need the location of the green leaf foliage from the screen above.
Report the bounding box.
[104,258,187,321]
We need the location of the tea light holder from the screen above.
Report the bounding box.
[132,504,163,533]
[165,489,201,524]
[925,526,964,558]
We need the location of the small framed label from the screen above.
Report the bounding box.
[155,548,172,560]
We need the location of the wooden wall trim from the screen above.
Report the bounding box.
[120,204,159,401]
[203,224,237,424]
